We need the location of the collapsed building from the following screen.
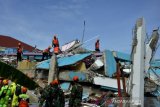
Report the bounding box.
[0,18,160,107]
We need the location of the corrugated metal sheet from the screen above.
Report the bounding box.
[36,53,91,69]
[58,53,91,67]
[36,59,51,69]
[104,50,116,77]
[113,51,131,62]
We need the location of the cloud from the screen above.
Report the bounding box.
[44,0,88,19]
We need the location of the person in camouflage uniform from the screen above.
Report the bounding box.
[51,80,65,107]
[69,76,83,107]
[39,79,65,107]
[39,83,52,107]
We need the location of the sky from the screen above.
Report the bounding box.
[0,0,160,58]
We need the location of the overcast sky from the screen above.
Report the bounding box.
[0,0,160,58]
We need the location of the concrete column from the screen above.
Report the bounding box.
[130,18,145,107]
[48,54,57,85]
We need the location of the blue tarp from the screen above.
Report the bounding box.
[104,50,117,77]
[36,53,91,69]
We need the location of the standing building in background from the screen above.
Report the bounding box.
[0,35,40,55]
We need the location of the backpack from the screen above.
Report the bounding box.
[19,100,29,107]
[15,85,21,96]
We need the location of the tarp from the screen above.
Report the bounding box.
[36,53,91,69]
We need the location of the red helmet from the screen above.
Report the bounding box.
[73,76,79,81]
[22,87,27,93]
[50,79,59,85]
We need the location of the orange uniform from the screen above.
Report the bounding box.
[52,36,59,47]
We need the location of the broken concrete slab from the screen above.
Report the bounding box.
[93,77,123,91]
[59,71,89,82]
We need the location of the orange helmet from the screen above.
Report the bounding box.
[22,87,27,93]
[73,76,79,81]
[50,79,59,85]
[2,79,8,85]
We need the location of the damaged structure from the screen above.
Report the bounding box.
[0,18,160,107]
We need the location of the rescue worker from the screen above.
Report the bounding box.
[52,35,60,55]
[51,79,65,107]
[18,87,29,107]
[54,46,59,55]
[95,39,100,52]
[11,84,21,107]
[39,79,65,107]
[17,43,23,62]
[39,81,53,107]
[52,35,59,48]
[42,46,51,61]
[10,82,16,106]
[69,76,83,107]
[0,79,12,107]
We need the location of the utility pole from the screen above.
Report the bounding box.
[82,20,85,43]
